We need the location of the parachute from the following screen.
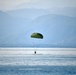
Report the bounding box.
[31,33,43,39]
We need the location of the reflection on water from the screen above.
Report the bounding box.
[0,54,76,66]
[0,54,76,75]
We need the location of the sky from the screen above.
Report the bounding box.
[0,0,31,11]
[0,0,76,11]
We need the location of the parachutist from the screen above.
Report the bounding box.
[31,32,43,55]
[34,51,36,54]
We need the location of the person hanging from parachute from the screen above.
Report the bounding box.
[31,32,43,54]
[34,51,36,54]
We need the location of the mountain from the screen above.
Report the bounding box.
[25,14,76,47]
[0,11,12,39]
[48,7,76,17]
[7,8,50,19]
[11,0,76,17]
[12,0,53,10]
[0,11,31,46]
[12,0,76,10]
[0,13,76,48]
[9,7,76,18]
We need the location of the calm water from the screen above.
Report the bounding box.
[0,48,76,75]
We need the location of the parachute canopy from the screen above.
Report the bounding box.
[31,33,43,39]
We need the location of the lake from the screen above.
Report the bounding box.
[0,48,76,75]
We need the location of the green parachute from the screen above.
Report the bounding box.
[31,33,43,39]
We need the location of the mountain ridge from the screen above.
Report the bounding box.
[0,12,76,47]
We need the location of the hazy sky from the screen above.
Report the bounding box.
[0,0,76,11]
[0,0,31,11]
